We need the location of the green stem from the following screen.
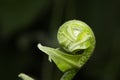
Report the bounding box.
[60,46,95,80]
[60,69,78,80]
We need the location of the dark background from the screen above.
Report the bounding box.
[0,0,120,80]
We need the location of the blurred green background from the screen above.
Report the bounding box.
[0,0,120,80]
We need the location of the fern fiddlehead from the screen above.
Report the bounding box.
[38,20,96,80]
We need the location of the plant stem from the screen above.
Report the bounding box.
[60,69,78,80]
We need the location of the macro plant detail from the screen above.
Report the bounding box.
[18,20,95,80]
[37,20,96,80]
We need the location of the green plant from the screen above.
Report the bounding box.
[38,20,96,80]
[18,20,96,80]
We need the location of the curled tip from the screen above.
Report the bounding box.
[18,73,34,80]
[57,20,95,53]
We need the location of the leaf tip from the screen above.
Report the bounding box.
[37,43,42,50]
[18,73,34,80]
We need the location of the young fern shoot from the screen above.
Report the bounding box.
[38,20,96,80]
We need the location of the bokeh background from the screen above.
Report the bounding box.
[0,0,120,80]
